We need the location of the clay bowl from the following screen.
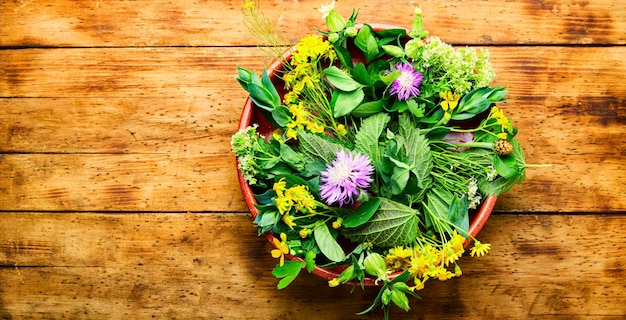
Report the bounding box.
[236,24,496,286]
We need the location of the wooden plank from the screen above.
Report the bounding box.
[1,46,625,212]
[1,0,625,47]
[0,154,242,212]
[1,213,625,319]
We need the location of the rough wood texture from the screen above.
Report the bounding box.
[1,0,625,318]
[1,0,625,47]
[1,213,625,319]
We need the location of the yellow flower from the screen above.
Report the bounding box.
[454,263,462,277]
[299,228,311,238]
[282,214,296,229]
[337,124,348,136]
[271,233,290,266]
[285,128,298,140]
[332,217,343,229]
[273,178,287,197]
[497,132,508,140]
[439,91,460,112]
[272,129,284,143]
[243,0,254,11]
[470,240,491,257]
[275,196,293,215]
[410,277,427,291]
[328,278,340,287]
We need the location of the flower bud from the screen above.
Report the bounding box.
[327,32,340,43]
[345,26,358,37]
[390,288,411,311]
[494,139,513,156]
[381,288,392,306]
[325,10,346,32]
[364,252,387,279]
[382,45,405,58]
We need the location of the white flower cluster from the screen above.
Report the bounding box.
[467,177,482,209]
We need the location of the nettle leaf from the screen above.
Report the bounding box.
[343,197,382,228]
[314,222,346,262]
[343,198,419,248]
[272,260,306,289]
[398,114,433,189]
[298,131,344,163]
[354,113,391,162]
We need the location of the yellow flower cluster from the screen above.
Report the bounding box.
[489,106,512,139]
[273,178,318,229]
[384,231,483,291]
[285,102,325,140]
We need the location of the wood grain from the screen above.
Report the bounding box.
[1,0,625,47]
[1,47,625,212]
[1,213,625,319]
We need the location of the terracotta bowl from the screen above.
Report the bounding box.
[236,24,496,286]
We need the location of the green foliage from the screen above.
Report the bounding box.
[314,222,346,262]
[344,198,420,247]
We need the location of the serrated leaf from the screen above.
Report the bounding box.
[280,143,305,171]
[354,113,391,162]
[343,198,419,248]
[398,114,433,189]
[297,131,344,163]
[493,153,520,179]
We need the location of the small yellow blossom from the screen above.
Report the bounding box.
[275,196,293,215]
[470,240,491,257]
[332,217,343,229]
[272,129,284,142]
[243,0,254,11]
[337,124,348,136]
[328,278,340,287]
[271,233,290,266]
[497,132,508,140]
[299,228,311,238]
[282,214,296,229]
[273,178,287,197]
[440,91,461,112]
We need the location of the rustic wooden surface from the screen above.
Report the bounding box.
[1,0,625,319]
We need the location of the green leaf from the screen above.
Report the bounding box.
[354,24,380,62]
[314,222,346,262]
[344,198,420,247]
[352,99,386,117]
[352,62,373,87]
[424,186,454,234]
[399,114,433,189]
[333,88,365,118]
[271,105,291,127]
[297,131,344,163]
[261,68,281,106]
[493,154,520,179]
[343,197,382,228]
[354,113,390,162]
[333,43,353,70]
[254,208,280,228]
[305,251,317,272]
[323,66,363,92]
[479,139,526,195]
[448,195,470,237]
[272,260,305,289]
[280,143,305,171]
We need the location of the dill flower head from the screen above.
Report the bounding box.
[319,150,374,207]
[389,62,423,101]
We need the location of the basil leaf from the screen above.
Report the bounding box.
[323,66,363,92]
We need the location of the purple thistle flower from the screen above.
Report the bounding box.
[389,62,423,101]
[319,150,375,207]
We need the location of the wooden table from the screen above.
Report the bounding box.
[1,0,625,318]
